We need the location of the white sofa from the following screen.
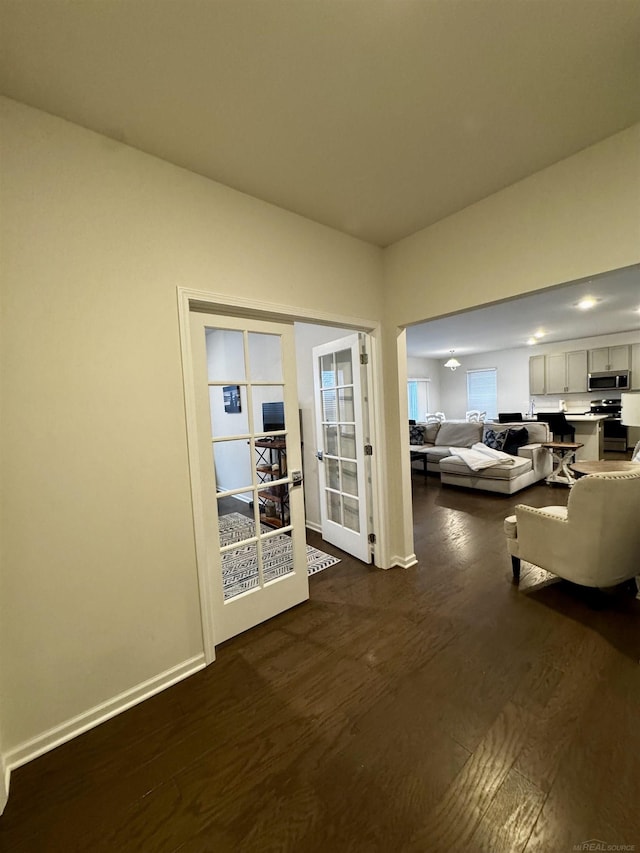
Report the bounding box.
[409,420,552,495]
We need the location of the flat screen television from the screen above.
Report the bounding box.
[262,401,285,432]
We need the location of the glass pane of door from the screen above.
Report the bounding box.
[319,346,361,537]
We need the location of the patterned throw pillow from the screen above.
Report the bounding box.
[483,428,507,451]
[503,427,529,456]
[409,424,426,445]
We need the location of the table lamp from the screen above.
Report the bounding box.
[621,392,640,427]
[621,393,640,461]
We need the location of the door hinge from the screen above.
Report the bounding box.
[368,533,376,544]
[364,444,373,456]
[360,352,369,365]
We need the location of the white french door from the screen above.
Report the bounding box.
[189,311,308,647]
[313,333,372,563]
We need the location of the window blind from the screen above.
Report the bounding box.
[407,379,430,421]
[466,369,497,420]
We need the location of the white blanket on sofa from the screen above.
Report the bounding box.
[448,443,517,471]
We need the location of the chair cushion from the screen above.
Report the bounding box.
[504,515,518,539]
[504,505,567,538]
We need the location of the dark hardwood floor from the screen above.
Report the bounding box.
[2,471,639,852]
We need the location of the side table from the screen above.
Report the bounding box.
[541,441,584,487]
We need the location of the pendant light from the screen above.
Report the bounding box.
[444,350,461,371]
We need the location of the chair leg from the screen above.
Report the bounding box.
[511,556,521,583]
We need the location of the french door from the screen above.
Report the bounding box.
[313,333,372,562]
[189,311,308,647]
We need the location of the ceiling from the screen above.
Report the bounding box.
[1,0,639,247]
[405,264,640,359]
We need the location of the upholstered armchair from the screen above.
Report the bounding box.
[504,468,640,590]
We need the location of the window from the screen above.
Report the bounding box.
[466,369,497,420]
[407,379,430,421]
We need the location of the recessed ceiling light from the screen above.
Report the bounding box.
[577,297,597,310]
[534,330,545,338]
[527,337,537,345]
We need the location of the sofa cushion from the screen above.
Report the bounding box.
[409,424,426,445]
[423,422,441,443]
[423,446,455,462]
[434,422,482,447]
[440,454,532,480]
[503,426,529,455]
[483,427,507,451]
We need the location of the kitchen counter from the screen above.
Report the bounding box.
[564,414,607,460]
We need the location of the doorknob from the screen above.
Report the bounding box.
[316,450,323,461]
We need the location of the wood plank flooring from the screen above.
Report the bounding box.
[1,472,639,852]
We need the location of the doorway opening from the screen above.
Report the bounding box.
[179,289,384,664]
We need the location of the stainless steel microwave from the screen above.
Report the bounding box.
[587,370,630,392]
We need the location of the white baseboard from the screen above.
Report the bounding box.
[305,520,322,534]
[390,553,418,569]
[0,754,8,816]
[3,654,206,777]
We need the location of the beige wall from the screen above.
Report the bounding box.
[2,93,639,776]
[0,97,384,753]
[381,124,640,563]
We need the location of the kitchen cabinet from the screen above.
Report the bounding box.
[529,354,546,395]
[588,345,631,373]
[545,350,587,394]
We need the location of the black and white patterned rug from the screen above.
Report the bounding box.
[219,512,340,599]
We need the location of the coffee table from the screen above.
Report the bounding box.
[541,441,584,486]
[570,460,638,478]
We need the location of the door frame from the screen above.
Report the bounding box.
[177,286,388,664]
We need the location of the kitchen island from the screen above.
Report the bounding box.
[563,414,608,460]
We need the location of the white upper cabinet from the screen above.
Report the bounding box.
[588,345,631,373]
[566,351,588,392]
[529,354,546,395]
[544,353,566,394]
[545,350,587,394]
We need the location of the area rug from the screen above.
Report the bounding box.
[219,512,340,599]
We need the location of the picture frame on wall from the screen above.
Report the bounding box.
[223,385,241,413]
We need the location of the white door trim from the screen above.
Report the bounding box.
[177,287,389,664]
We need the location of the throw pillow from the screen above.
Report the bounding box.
[409,424,426,445]
[503,426,529,456]
[483,427,507,451]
